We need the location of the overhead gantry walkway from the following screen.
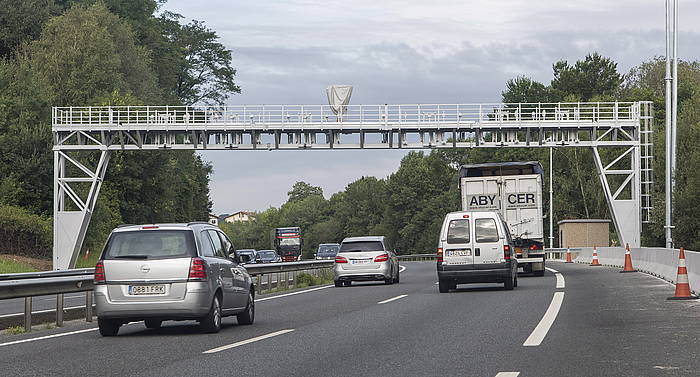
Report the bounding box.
[51,102,654,268]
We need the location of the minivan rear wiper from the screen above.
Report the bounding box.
[113,255,149,259]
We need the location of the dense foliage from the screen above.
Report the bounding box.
[0,1,239,257]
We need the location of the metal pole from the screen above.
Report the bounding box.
[549,147,554,249]
[671,0,678,192]
[24,297,32,332]
[56,293,64,327]
[85,291,93,322]
[664,0,674,248]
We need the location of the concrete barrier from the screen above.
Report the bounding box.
[561,246,700,295]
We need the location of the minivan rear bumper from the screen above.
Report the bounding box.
[437,262,514,284]
[95,282,212,320]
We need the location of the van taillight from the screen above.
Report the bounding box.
[189,257,207,280]
[94,261,105,283]
[437,248,443,263]
[335,256,348,263]
[374,253,389,262]
[504,245,511,260]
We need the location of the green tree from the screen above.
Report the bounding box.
[550,52,622,101]
[287,181,324,203]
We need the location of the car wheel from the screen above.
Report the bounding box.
[384,275,393,285]
[438,280,449,293]
[514,273,518,287]
[237,292,255,325]
[504,274,514,290]
[394,271,400,284]
[98,318,121,337]
[144,319,162,329]
[343,280,352,287]
[200,295,222,333]
[334,280,343,287]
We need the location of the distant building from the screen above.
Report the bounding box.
[558,219,612,248]
[223,211,256,223]
[208,214,219,226]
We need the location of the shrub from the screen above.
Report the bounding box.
[0,205,52,258]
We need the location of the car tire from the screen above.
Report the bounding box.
[237,292,255,325]
[200,295,222,333]
[98,318,121,337]
[438,279,449,293]
[514,273,518,287]
[534,269,545,277]
[504,274,515,290]
[343,280,352,287]
[144,319,162,329]
[394,271,400,284]
[384,275,393,285]
[334,280,343,287]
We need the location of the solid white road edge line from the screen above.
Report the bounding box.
[495,372,520,377]
[256,285,332,302]
[202,329,295,354]
[0,328,98,348]
[378,294,408,305]
[523,292,565,347]
[545,267,565,289]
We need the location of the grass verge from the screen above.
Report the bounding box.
[0,256,38,274]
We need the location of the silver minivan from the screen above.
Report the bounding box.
[333,236,399,287]
[94,223,255,336]
[436,211,517,292]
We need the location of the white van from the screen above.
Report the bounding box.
[436,211,517,292]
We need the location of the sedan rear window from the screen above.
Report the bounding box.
[339,241,384,252]
[103,230,196,259]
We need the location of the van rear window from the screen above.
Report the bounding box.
[103,230,196,259]
[475,219,499,242]
[447,219,470,244]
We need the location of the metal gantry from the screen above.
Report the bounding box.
[52,101,653,268]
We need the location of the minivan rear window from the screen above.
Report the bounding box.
[475,219,499,243]
[339,241,383,252]
[102,230,196,259]
[447,219,470,244]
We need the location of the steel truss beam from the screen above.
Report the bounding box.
[51,102,652,267]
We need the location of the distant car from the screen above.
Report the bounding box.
[257,250,281,263]
[436,211,518,293]
[315,243,340,260]
[238,249,262,264]
[94,222,255,336]
[333,236,399,287]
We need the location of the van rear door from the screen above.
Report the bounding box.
[472,213,502,265]
[442,216,474,265]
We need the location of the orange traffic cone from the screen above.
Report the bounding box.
[565,247,573,263]
[590,246,601,266]
[620,243,636,273]
[668,248,698,300]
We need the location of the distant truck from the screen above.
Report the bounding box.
[273,227,303,262]
[458,161,545,276]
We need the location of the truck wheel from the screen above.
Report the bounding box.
[504,274,514,290]
[98,318,121,337]
[438,280,449,293]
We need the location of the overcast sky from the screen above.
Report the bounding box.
[164,0,700,215]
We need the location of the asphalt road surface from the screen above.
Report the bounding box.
[1,261,699,376]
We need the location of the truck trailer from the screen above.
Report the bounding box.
[458,161,546,276]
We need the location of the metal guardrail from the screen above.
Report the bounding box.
[0,260,334,332]
[397,253,437,261]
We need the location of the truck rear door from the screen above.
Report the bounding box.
[472,214,502,265]
[442,216,474,266]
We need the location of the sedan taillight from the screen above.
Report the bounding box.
[374,253,389,262]
[94,261,105,283]
[335,256,348,263]
[189,257,207,280]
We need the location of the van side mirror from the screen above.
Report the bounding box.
[238,254,251,264]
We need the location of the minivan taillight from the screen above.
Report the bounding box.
[189,257,207,280]
[504,245,511,260]
[374,253,389,262]
[335,256,348,263]
[437,248,444,263]
[94,261,105,283]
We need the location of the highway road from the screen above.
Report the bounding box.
[1,261,699,376]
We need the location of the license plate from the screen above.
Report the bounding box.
[351,259,370,264]
[128,285,166,295]
[447,249,471,257]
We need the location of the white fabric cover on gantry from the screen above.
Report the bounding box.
[326,85,353,114]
